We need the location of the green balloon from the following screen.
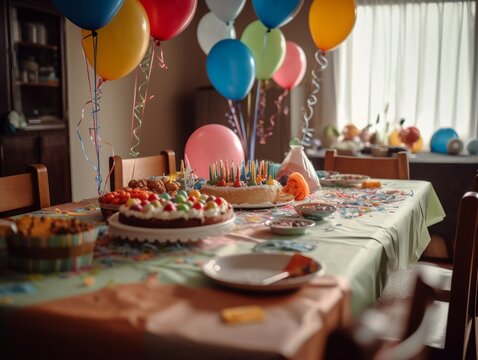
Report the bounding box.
[241,20,285,80]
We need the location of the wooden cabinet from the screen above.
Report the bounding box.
[0,130,71,205]
[0,0,71,205]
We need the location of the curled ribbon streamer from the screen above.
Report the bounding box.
[259,89,289,145]
[78,31,102,194]
[227,99,247,156]
[255,81,270,145]
[301,50,328,147]
[236,101,248,157]
[154,40,168,70]
[250,79,262,161]
[130,40,168,158]
[130,39,156,157]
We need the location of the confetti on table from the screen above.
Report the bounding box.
[253,240,316,253]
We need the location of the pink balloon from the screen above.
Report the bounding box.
[272,41,306,90]
[185,124,245,178]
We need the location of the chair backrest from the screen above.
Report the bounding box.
[324,268,437,360]
[444,191,478,359]
[0,164,51,216]
[474,172,478,192]
[109,150,176,191]
[323,149,410,180]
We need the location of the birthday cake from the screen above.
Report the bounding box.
[118,189,234,228]
[200,160,283,205]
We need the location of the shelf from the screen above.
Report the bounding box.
[24,123,66,131]
[15,41,58,51]
[16,81,59,87]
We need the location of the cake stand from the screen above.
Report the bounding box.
[107,213,236,243]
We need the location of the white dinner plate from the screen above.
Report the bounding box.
[108,213,235,243]
[202,253,325,292]
[232,199,294,210]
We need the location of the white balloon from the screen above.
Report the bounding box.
[197,12,236,55]
[205,0,246,24]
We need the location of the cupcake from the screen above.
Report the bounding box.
[4,215,99,273]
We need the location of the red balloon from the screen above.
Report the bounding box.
[140,0,197,41]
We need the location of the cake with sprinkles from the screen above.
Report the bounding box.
[118,189,234,228]
[200,160,283,205]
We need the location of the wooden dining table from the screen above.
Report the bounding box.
[0,179,444,359]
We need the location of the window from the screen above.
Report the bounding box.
[333,0,476,145]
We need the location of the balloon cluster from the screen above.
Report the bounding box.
[53,0,197,192]
[203,0,356,162]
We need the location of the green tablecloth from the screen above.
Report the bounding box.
[0,180,444,317]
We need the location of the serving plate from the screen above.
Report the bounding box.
[202,253,325,292]
[107,213,235,243]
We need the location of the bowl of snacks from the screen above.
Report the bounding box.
[294,202,337,220]
[98,189,160,220]
[2,215,99,273]
[265,217,316,235]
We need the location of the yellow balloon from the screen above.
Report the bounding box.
[309,0,356,51]
[388,129,402,146]
[81,0,150,80]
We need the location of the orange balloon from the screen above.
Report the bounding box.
[309,0,356,51]
[81,0,150,80]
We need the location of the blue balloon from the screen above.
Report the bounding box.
[252,0,303,29]
[430,128,459,154]
[206,39,255,100]
[52,0,124,30]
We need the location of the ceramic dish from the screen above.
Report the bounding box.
[202,253,325,292]
[265,217,316,235]
[294,202,337,220]
[316,170,339,179]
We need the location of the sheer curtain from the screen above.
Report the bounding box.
[332,0,477,145]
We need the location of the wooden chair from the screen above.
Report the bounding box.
[381,191,478,359]
[324,266,439,360]
[323,149,410,180]
[109,150,176,191]
[0,164,51,216]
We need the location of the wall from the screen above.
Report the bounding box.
[66,0,330,200]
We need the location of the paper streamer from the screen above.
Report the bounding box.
[301,50,328,147]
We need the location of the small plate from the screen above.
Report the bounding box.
[294,202,337,220]
[202,253,325,292]
[265,217,316,235]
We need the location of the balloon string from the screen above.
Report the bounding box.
[154,40,168,69]
[236,101,248,159]
[260,89,289,145]
[130,39,155,157]
[250,79,262,161]
[227,99,247,155]
[256,82,269,145]
[301,50,328,147]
